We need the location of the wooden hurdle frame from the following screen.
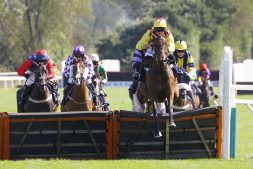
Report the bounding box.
[0,108,222,160]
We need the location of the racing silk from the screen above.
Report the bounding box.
[173,51,195,73]
[17,57,57,86]
[197,68,211,80]
[94,64,108,84]
[63,54,94,84]
[136,28,175,53]
[132,28,175,69]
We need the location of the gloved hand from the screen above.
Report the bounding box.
[168,54,176,65]
[24,73,30,79]
[30,62,39,71]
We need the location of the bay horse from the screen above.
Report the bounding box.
[199,78,218,108]
[132,33,178,138]
[173,83,193,112]
[61,61,93,112]
[22,64,58,112]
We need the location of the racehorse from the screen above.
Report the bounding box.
[92,74,109,111]
[173,83,193,112]
[61,61,93,112]
[132,33,178,138]
[198,78,218,108]
[198,78,211,108]
[20,64,58,112]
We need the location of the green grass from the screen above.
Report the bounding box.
[0,87,253,168]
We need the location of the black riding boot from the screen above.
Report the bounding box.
[99,93,110,111]
[128,71,140,94]
[61,83,73,105]
[88,83,97,106]
[49,81,60,105]
[187,90,197,109]
[18,85,33,112]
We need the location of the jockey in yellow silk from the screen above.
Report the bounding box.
[129,17,175,94]
[171,41,197,109]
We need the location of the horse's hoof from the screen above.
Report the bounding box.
[153,131,162,138]
[168,122,176,128]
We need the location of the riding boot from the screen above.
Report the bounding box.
[187,90,197,110]
[99,93,110,111]
[61,83,73,105]
[49,81,60,105]
[88,83,97,106]
[18,85,33,112]
[128,71,140,94]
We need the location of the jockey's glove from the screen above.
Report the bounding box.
[24,73,30,79]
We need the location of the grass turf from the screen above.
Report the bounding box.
[0,87,253,168]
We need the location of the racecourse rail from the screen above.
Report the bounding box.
[0,107,222,160]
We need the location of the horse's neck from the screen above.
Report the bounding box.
[71,80,90,100]
[30,84,51,99]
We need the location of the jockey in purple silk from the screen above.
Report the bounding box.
[197,63,211,86]
[61,45,95,105]
[129,18,175,94]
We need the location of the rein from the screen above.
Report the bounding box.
[67,95,92,105]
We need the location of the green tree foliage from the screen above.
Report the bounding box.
[0,0,252,72]
[96,0,243,70]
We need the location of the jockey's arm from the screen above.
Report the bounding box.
[136,30,152,51]
[47,59,57,81]
[167,33,175,53]
[63,56,72,78]
[86,59,95,83]
[186,55,195,73]
[100,65,108,84]
[17,59,33,76]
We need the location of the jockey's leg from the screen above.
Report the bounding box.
[61,83,74,105]
[129,50,143,94]
[129,68,140,94]
[88,83,98,106]
[49,80,60,105]
[99,93,109,111]
[187,90,197,110]
[18,84,34,112]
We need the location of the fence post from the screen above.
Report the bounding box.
[220,46,233,159]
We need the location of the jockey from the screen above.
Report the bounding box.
[197,63,211,86]
[171,41,197,109]
[61,45,95,105]
[129,17,175,94]
[90,53,109,111]
[17,49,60,112]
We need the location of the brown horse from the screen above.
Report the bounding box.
[132,34,178,138]
[22,64,58,112]
[61,61,93,112]
[173,83,193,112]
[198,78,218,108]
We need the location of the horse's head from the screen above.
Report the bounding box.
[150,34,169,65]
[31,63,49,92]
[71,61,87,86]
[33,63,48,85]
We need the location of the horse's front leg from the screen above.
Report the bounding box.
[166,96,176,128]
[152,101,162,138]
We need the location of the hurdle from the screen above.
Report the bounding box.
[219,46,253,160]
